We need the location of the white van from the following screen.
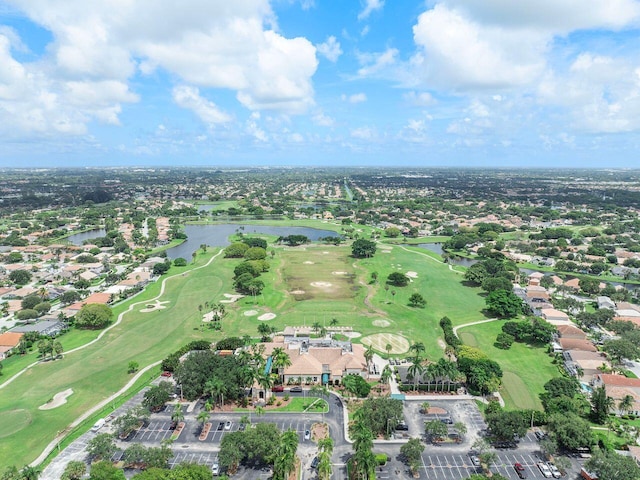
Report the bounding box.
[91,418,105,432]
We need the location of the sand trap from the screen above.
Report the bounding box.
[343,331,362,339]
[378,245,393,250]
[406,271,418,278]
[372,319,391,327]
[290,290,306,295]
[258,313,276,321]
[39,389,73,410]
[140,300,170,313]
[220,293,244,304]
[303,261,314,264]
[361,333,410,354]
[322,251,330,255]
[243,310,259,317]
[332,271,348,275]
[310,282,332,288]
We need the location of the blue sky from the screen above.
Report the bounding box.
[1,0,640,168]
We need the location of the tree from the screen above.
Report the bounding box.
[619,394,634,416]
[342,374,371,397]
[257,323,274,342]
[547,412,593,451]
[425,420,448,443]
[272,430,298,480]
[142,382,173,412]
[75,304,114,330]
[579,277,600,295]
[485,289,523,318]
[171,405,185,424]
[21,295,41,310]
[591,386,614,424]
[89,461,125,480]
[60,290,82,305]
[9,269,31,285]
[400,438,424,474]
[586,448,640,480]
[61,461,86,480]
[127,361,139,374]
[408,293,426,308]
[486,410,529,441]
[407,359,424,391]
[495,332,514,349]
[173,257,187,266]
[20,466,40,480]
[387,272,409,287]
[86,433,117,460]
[603,338,640,366]
[351,239,376,258]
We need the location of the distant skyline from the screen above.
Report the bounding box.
[1,0,639,168]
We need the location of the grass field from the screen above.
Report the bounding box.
[458,321,560,410]
[0,222,533,469]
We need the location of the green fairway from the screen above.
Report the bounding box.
[458,321,560,410]
[0,223,492,469]
[0,409,32,439]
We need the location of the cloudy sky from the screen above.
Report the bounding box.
[1,0,639,168]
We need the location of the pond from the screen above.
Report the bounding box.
[411,243,478,268]
[165,224,339,259]
[66,229,107,245]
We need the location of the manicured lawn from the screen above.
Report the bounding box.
[458,321,560,410]
[235,397,328,413]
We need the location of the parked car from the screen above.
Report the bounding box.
[514,463,527,479]
[547,462,562,478]
[311,456,319,469]
[161,371,172,377]
[272,385,284,392]
[396,421,409,431]
[217,422,224,431]
[211,462,219,476]
[238,423,246,431]
[534,428,546,440]
[538,462,552,478]
[224,421,232,430]
[290,386,303,393]
[440,417,453,424]
[469,455,481,467]
[304,429,311,440]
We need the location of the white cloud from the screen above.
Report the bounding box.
[172,85,231,125]
[409,1,640,91]
[351,126,375,139]
[403,91,436,106]
[1,0,319,137]
[357,48,398,77]
[316,36,342,62]
[312,112,335,127]
[358,0,384,20]
[538,54,640,133]
[342,93,367,103]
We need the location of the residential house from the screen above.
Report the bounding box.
[596,296,615,310]
[541,308,571,325]
[563,350,610,381]
[556,324,588,340]
[592,374,640,416]
[558,338,598,353]
[0,331,24,359]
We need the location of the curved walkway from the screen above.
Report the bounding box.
[393,243,464,273]
[31,360,162,468]
[0,250,223,390]
[452,317,500,336]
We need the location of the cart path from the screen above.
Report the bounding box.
[0,249,222,390]
[452,317,500,336]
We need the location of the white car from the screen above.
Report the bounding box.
[211,463,219,476]
[547,463,562,478]
[538,462,552,478]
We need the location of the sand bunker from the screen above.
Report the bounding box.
[343,331,362,339]
[140,300,170,313]
[290,290,306,295]
[303,261,314,264]
[378,245,393,250]
[372,319,391,327]
[322,251,330,255]
[332,271,348,275]
[361,333,410,354]
[243,310,259,317]
[258,313,277,321]
[39,389,73,410]
[220,293,244,304]
[406,271,418,278]
[310,281,332,288]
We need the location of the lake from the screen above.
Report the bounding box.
[412,243,478,267]
[165,224,339,259]
[66,229,107,245]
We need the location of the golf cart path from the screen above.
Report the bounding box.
[393,243,464,273]
[0,249,223,390]
[29,249,224,467]
[453,317,500,336]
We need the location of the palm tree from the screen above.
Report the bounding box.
[257,372,274,400]
[385,343,392,356]
[330,318,339,327]
[20,465,40,480]
[364,344,374,371]
[196,411,210,432]
[171,405,184,424]
[205,377,225,409]
[453,421,467,442]
[271,347,292,383]
[619,394,635,416]
[312,321,322,334]
[420,402,430,414]
[380,365,392,386]
[407,358,424,392]
[409,341,425,358]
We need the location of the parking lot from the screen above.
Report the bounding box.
[128,413,322,446]
[417,452,554,480]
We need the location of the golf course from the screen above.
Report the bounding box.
[0,224,557,469]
